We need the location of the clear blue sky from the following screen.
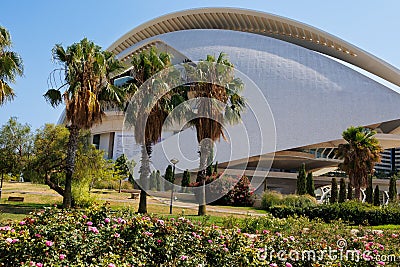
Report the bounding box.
[1,0,399,130]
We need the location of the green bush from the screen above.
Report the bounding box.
[261,190,316,210]
[93,180,133,190]
[265,200,400,226]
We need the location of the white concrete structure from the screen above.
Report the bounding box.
[62,8,400,178]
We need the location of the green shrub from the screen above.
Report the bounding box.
[93,180,133,190]
[330,177,338,203]
[296,163,306,195]
[261,190,316,210]
[306,172,315,197]
[265,200,400,226]
[261,190,283,209]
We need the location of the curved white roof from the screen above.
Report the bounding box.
[108,7,400,87]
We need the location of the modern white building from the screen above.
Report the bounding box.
[60,8,400,188]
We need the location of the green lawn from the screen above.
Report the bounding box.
[0,181,265,224]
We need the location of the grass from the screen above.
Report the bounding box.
[0,181,265,225]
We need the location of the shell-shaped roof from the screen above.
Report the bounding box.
[108,7,400,87]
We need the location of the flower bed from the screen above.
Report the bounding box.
[1,205,399,266]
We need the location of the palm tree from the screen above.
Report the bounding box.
[336,126,382,200]
[44,38,125,208]
[129,47,183,213]
[0,26,23,105]
[184,53,246,215]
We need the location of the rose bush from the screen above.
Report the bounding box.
[0,205,399,266]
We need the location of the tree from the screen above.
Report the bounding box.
[184,53,246,215]
[0,117,32,199]
[388,175,397,202]
[296,163,307,195]
[336,126,382,200]
[156,170,161,191]
[373,185,380,206]
[44,38,125,208]
[347,183,353,200]
[128,47,183,214]
[164,165,174,190]
[181,169,191,192]
[330,178,338,204]
[0,26,23,106]
[149,170,157,191]
[338,178,346,203]
[114,154,132,193]
[29,124,69,196]
[214,161,218,174]
[30,125,117,204]
[365,175,373,204]
[306,172,315,197]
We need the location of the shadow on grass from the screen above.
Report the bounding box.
[0,203,48,215]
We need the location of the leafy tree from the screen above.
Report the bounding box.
[330,178,338,204]
[181,169,191,192]
[164,165,174,191]
[44,38,125,208]
[347,183,353,200]
[365,175,373,204]
[73,135,116,207]
[338,178,346,203]
[373,185,380,206]
[29,124,69,196]
[0,26,23,106]
[296,163,307,195]
[306,172,315,197]
[388,175,397,202]
[0,117,32,199]
[336,126,382,201]
[30,124,119,204]
[184,52,246,215]
[114,154,134,193]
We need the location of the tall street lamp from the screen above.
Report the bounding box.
[169,158,179,214]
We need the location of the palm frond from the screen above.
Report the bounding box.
[43,89,62,107]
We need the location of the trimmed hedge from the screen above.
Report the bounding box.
[266,200,400,225]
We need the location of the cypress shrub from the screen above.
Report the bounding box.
[149,170,157,190]
[214,161,218,174]
[296,163,307,195]
[373,185,380,206]
[306,172,315,197]
[181,169,191,192]
[389,175,398,202]
[365,175,373,204]
[347,183,353,200]
[330,178,338,203]
[338,178,346,203]
[164,165,174,190]
[156,170,161,191]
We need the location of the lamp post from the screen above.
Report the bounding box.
[169,158,179,214]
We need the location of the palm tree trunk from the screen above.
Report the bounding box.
[0,173,4,200]
[63,125,79,209]
[138,142,151,214]
[197,139,212,216]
